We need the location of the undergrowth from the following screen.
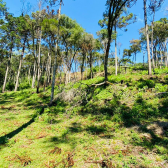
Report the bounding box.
[0,68,168,167]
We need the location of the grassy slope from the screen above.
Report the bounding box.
[0,69,168,168]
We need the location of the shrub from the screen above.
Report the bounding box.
[137,79,155,89]
[164,75,168,83]
[6,81,15,91]
[93,65,104,73]
[155,83,167,92]
[19,81,31,90]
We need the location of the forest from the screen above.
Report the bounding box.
[0,0,168,167]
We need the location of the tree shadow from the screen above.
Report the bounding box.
[68,122,83,133]
[0,100,10,105]
[74,84,168,152]
[133,124,168,151]
[0,106,45,147]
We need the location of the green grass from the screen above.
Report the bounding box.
[0,69,168,167]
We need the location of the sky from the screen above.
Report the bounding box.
[3,0,168,63]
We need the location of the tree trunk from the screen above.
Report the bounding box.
[15,39,26,91]
[105,41,110,82]
[143,0,152,75]
[2,46,13,92]
[28,67,31,84]
[85,53,87,79]
[36,29,42,93]
[90,52,93,79]
[165,40,167,68]
[43,56,49,91]
[47,53,51,85]
[32,59,36,88]
[68,71,71,83]
[160,45,163,68]
[155,47,158,68]
[50,1,62,103]
[63,63,68,85]
[151,20,155,72]
[45,52,49,87]
[81,53,85,80]
[50,39,59,96]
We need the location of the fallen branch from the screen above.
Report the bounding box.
[155,92,168,95]
[91,81,113,87]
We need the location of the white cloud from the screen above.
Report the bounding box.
[137,14,144,23]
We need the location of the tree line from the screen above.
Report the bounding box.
[0,0,166,103]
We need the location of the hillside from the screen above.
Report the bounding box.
[0,68,168,168]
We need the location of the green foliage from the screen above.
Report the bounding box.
[0,0,6,17]
[154,68,168,74]
[18,81,31,90]
[137,79,155,89]
[0,66,5,87]
[1,71,168,167]
[93,65,104,73]
[6,81,15,91]
[155,83,167,92]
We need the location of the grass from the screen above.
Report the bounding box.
[0,68,168,167]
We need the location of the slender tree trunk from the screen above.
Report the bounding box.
[81,53,85,80]
[28,67,31,84]
[63,63,68,85]
[143,0,152,75]
[155,47,158,68]
[132,55,134,65]
[45,52,49,87]
[104,1,113,82]
[90,52,93,79]
[165,40,167,68]
[32,59,36,88]
[105,42,110,81]
[115,24,117,76]
[47,53,51,85]
[50,1,62,103]
[68,71,71,83]
[43,63,47,92]
[2,46,13,92]
[151,20,155,72]
[160,45,163,68]
[85,53,87,79]
[15,39,26,91]
[37,29,42,93]
[44,55,49,91]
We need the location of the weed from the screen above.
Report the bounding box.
[9,154,32,167]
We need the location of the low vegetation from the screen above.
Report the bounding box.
[0,68,168,168]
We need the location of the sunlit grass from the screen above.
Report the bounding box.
[0,70,168,167]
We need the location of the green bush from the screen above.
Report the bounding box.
[155,83,167,92]
[154,68,168,74]
[19,81,31,90]
[6,82,15,91]
[137,79,155,89]
[164,75,168,83]
[145,80,155,88]
[93,65,104,73]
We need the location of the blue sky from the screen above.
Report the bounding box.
[4,0,168,63]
